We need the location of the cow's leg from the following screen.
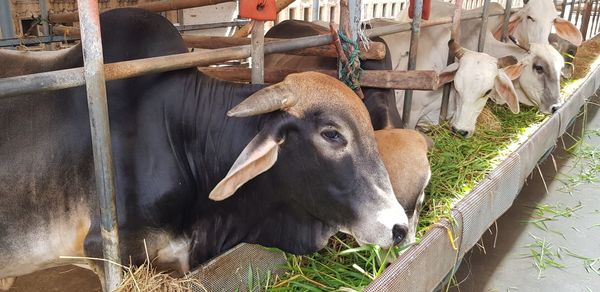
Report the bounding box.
[84,224,108,291]
[0,277,15,291]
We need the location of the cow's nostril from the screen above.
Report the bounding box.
[392,224,408,245]
[451,126,469,138]
[551,105,560,113]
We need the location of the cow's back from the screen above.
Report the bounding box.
[0,8,193,277]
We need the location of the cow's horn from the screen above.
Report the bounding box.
[509,35,530,52]
[448,39,466,59]
[227,83,299,117]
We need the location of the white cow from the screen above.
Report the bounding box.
[370,18,521,137]
[399,0,582,47]
[396,0,571,115]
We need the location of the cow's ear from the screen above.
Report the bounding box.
[493,14,522,41]
[494,70,520,113]
[554,18,582,46]
[438,62,459,85]
[209,134,281,201]
[502,63,525,80]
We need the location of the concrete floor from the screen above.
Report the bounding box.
[451,96,600,292]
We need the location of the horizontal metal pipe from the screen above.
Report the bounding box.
[0,9,519,99]
[0,35,332,98]
[53,21,251,37]
[367,11,508,38]
[199,67,444,90]
[49,0,235,23]
[0,35,77,47]
[182,35,386,60]
[176,20,250,31]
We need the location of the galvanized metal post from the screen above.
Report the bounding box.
[313,0,320,20]
[575,0,582,25]
[0,0,16,39]
[76,0,122,291]
[39,0,50,37]
[567,0,576,21]
[590,0,596,35]
[594,0,600,34]
[478,0,491,52]
[440,0,463,122]
[348,0,362,41]
[251,21,265,83]
[501,0,512,42]
[403,0,423,128]
[581,0,593,40]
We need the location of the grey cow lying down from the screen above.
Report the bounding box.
[0,8,410,290]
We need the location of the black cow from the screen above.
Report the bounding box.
[0,8,409,288]
[265,20,402,130]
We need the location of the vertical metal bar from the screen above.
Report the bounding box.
[440,0,463,122]
[591,0,596,36]
[568,0,576,21]
[591,0,597,34]
[348,0,361,41]
[313,0,320,20]
[581,0,592,40]
[39,0,50,37]
[501,0,513,42]
[251,21,265,84]
[478,0,491,52]
[575,0,582,25]
[76,1,122,291]
[403,0,423,128]
[595,0,600,33]
[0,0,16,39]
[561,0,568,17]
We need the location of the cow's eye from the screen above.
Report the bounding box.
[485,89,492,96]
[527,15,535,22]
[321,129,342,141]
[533,64,544,74]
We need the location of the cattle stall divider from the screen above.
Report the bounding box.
[1,0,595,290]
[76,0,122,290]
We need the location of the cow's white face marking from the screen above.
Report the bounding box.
[516,44,564,112]
[451,52,500,137]
[342,185,409,248]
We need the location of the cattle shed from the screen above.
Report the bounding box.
[1,0,600,291]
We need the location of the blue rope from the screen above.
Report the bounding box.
[337,31,362,91]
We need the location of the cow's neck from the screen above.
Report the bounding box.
[185,183,335,268]
[173,70,269,194]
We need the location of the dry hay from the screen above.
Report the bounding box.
[116,263,206,292]
[573,33,600,79]
[476,106,501,132]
